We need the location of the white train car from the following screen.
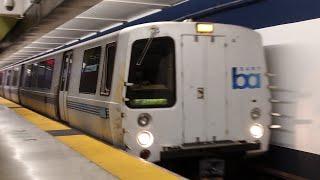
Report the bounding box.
[0,22,271,162]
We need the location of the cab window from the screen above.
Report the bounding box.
[126,37,176,108]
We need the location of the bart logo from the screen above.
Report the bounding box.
[232,67,261,89]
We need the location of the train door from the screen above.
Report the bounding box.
[182,35,228,143]
[58,51,73,122]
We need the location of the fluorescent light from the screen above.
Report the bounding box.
[80,32,97,40]
[99,22,123,32]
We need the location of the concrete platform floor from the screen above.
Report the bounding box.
[0,105,116,180]
[0,97,183,180]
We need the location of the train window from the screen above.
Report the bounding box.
[60,51,72,91]
[44,59,55,89]
[37,62,46,89]
[0,72,3,86]
[12,68,19,86]
[31,64,39,88]
[126,37,176,108]
[38,59,55,89]
[6,70,12,86]
[79,46,101,94]
[100,42,116,96]
[23,65,32,88]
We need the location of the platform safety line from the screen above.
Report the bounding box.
[0,98,183,180]
[12,108,70,131]
[57,135,182,180]
[0,98,70,131]
[0,98,22,108]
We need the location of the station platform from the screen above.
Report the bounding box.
[0,98,184,180]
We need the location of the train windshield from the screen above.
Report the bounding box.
[126,37,176,108]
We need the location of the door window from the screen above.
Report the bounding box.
[100,43,116,96]
[59,51,72,91]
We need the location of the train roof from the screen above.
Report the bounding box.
[1,21,255,70]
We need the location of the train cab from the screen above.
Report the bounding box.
[115,22,271,161]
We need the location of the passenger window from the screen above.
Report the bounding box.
[0,72,3,86]
[23,65,32,88]
[31,64,38,88]
[100,43,116,96]
[12,68,20,86]
[6,70,12,86]
[38,59,55,89]
[79,46,101,94]
[37,62,46,88]
[44,59,55,89]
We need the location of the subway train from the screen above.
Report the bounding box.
[0,22,271,162]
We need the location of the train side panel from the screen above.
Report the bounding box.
[9,66,22,103]
[64,34,122,145]
[19,54,62,119]
[0,71,4,97]
[3,70,11,100]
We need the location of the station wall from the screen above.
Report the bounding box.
[257,18,320,155]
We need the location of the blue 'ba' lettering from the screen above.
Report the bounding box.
[232,67,261,89]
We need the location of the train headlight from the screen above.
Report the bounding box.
[250,123,264,139]
[137,131,154,148]
[137,113,151,127]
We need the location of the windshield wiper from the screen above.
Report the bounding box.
[136,26,160,66]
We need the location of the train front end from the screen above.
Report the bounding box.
[119,22,271,162]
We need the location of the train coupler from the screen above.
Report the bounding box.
[200,158,225,179]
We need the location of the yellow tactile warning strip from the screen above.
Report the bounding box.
[0,98,182,180]
[57,135,180,180]
[13,108,70,131]
[0,98,21,108]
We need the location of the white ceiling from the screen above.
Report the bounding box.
[3,0,188,66]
